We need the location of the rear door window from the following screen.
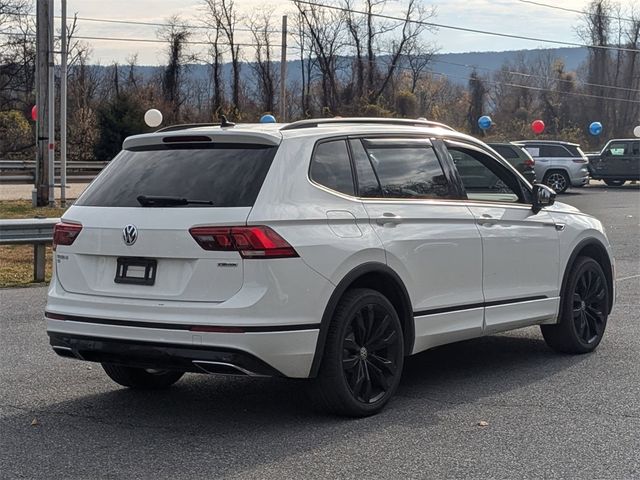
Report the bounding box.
[539,145,572,157]
[309,140,355,196]
[349,139,382,197]
[361,139,452,199]
[76,144,277,207]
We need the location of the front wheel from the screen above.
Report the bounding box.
[102,363,184,389]
[541,257,609,354]
[604,179,625,187]
[310,288,405,417]
[543,171,570,193]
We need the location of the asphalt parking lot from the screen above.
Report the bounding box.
[1,184,639,479]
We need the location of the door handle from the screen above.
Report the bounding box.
[375,213,402,226]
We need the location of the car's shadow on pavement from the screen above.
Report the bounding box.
[2,329,589,478]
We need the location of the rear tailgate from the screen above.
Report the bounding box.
[56,207,250,302]
[55,136,279,302]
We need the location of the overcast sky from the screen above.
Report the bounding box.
[60,0,638,65]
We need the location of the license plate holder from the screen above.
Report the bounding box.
[114,257,157,286]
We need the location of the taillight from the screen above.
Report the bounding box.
[524,158,535,167]
[189,226,298,259]
[53,222,82,250]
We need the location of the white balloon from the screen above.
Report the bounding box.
[144,109,163,128]
[634,125,640,138]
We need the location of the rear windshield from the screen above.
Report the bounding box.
[76,144,277,208]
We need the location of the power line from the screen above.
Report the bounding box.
[337,41,640,94]
[517,0,638,24]
[429,58,640,94]
[421,68,640,105]
[0,30,301,50]
[292,0,640,54]
[5,11,282,34]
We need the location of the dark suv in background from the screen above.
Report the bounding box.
[487,142,536,184]
[513,140,590,193]
[587,139,640,186]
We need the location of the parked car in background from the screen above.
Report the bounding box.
[586,139,640,186]
[487,142,536,184]
[513,140,590,193]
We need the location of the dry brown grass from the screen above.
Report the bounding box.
[0,199,67,219]
[0,245,53,287]
[1,200,65,287]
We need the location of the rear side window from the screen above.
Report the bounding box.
[491,145,518,159]
[76,144,277,207]
[309,140,355,196]
[539,145,572,157]
[362,139,452,199]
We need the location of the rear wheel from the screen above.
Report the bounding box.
[541,256,609,354]
[543,171,570,193]
[311,288,404,417]
[102,364,184,389]
[604,179,625,187]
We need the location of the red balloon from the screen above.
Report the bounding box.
[531,119,545,135]
[31,105,37,121]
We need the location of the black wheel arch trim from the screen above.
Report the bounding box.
[560,238,614,315]
[309,262,414,378]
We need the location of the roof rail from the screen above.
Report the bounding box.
[280,117,455,132]
[156,123,221,133]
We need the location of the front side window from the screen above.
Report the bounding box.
[309,140,355,196]
[448,146,522,203]
[361,139,452,199]
[608,142,628,156]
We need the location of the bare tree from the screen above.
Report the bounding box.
[203,0,243,114]
[248,9,277,113]
[158,16,193,123]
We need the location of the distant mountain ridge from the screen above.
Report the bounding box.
[122,46,588,90]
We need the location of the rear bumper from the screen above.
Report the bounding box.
[47,316,319,378]
[49,332,283,376]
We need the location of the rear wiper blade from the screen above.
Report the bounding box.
[136,195,214,207]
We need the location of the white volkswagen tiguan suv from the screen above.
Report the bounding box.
[46,118,615,416]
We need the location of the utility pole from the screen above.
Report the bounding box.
[60,0,68,206]
[35,0,52,207]
[279,15,287,122]
[47,0,56,206]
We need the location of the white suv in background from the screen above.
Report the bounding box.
[46,118,615,416]
[513,140,591,193]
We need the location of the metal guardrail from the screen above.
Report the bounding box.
[0,160,107,184]
[0,218,59,282]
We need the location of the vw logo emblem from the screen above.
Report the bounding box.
[122,224,138,246]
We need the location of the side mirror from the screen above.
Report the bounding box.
[532,183,556,214]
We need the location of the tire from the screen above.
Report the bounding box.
[604,179,625,187]
[310,288,405,417]
[102,363,184,389]
[543,170,570,193]
[541,257,609,354]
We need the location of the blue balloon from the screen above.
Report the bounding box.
[589,121,603,136]
[478,115,492,130]
[260,114,276,123]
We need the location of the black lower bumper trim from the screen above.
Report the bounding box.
[48,333,283,377]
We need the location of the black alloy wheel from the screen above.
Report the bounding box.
[541,256,609,354]
[571,265,608,345]
[342,303,402,404]
[311,288,404,417]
